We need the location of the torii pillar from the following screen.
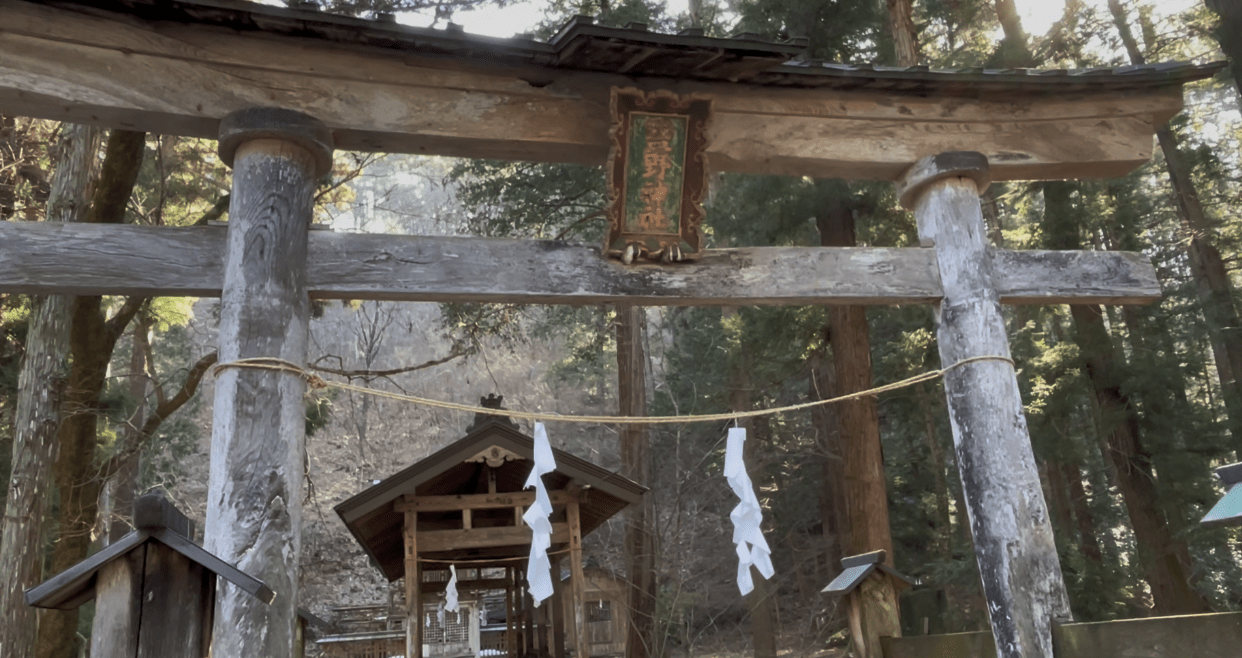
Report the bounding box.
[897,152,1073,657]
[205,107,333,657]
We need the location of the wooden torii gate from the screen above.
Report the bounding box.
[0,1,1221,657]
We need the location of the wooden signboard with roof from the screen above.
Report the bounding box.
[0,1,1223,656]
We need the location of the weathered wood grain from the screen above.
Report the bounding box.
[404,510,421,658]
[0,0,1181,180]
[89,547,144,658]
[881,630,998,658]
[567,500,588,658]
[902,154,1072,658]
[0,222,1162,306]
[417,524,570,552]
[397,490,575,512]
[136,543,213,658]
[204,126,321,658]
[1051,612,1242,658]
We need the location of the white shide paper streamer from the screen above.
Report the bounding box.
[523,421,557,606]
[445,564,459,612]
[724,426,775,595]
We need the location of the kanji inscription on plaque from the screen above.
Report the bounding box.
[607,89,711,264]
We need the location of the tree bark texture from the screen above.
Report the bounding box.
[1109,0,1242,450]
[816,204,901,652]
[0,123,100,658]
[206,109,329,658]
[901,154,1072,658]
[1070,303,1212,614]
[616,304,656,658]
[809,354,847,574]
[108,312,150,543]
[1206,0,1242,99]
[916,382,953,563]
[1159,128,1242,448]
[992,0,1035,66]
[1042,181,1211,614]
[1063,460,1103,566]
[886,0,920,66]
[37,129,146,658]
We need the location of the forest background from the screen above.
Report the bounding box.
[3,0,1242,657]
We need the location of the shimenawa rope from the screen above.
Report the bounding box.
[211,354,1013,425]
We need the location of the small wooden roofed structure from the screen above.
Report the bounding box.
[822,550,917,658]
[25,493,275,658]
[335,412,646,658]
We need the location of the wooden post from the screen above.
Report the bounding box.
[897,152,1072,658]
[506,567,517,658]
[404,509,422,658]
[552,555,567,658]
[522,570,534,655]
[534,584,547,655]
[204,107,331,658]
[568,498,589,658]
[90,541,217,657]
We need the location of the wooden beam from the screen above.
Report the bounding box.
[396,491,576,513]
[0,0,1182,181]
[420,577,509,593]
[0,222,1162,306]
[418,524,570,552]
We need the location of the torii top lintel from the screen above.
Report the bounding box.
[0,0,1222,181]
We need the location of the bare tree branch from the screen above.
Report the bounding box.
[100,350,218,480]
[310,345,470,379]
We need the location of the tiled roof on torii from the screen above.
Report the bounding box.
[44,0,1223,95]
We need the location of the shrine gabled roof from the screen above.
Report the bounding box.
[335,416,647,582]
[46,0,1223,96]
[26,493,275,610]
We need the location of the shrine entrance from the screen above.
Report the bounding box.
[0,1,1223,657]
[333,406,645,658]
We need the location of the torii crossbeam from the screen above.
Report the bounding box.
[0,1,1221,657]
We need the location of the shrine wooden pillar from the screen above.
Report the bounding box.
[897,152,1072,658]
[522,570,534,655]
[568,497,588,658]
[506,567,517,657]
[403,508,423,658]
[552,555,567,658]
[534,586,547,655]
[205,107,332,658]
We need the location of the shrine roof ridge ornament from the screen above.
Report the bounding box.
[33,0,1222,94]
